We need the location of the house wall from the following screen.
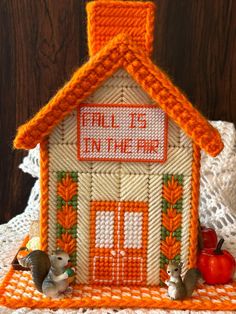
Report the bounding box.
[47,69,193,285]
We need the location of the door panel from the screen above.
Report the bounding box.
[93,256,115,282]
[95,210,115,248]
[119,202,148,285]
[123,212,143,249]
[122,257,143,283]
[90,201,118,285]
[90,201,148,286]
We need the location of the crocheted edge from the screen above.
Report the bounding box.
[2,234,236,311]
[1,280,236,310]
[1,243,236,311]
[13,34,224,157]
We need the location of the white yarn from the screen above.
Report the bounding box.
[19,145,40,178]
[0,121,235,314]
[199,121,236,254]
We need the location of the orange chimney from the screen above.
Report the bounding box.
[86,1,155,57]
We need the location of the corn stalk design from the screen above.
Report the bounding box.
[56,172,77,265]
[160,174,183,284]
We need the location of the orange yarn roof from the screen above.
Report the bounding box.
[14,34,223,157]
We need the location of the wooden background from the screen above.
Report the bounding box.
[0,0,235,223]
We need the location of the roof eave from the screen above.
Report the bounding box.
[13,34,224,157]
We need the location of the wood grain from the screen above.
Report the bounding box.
[0,0,235,223]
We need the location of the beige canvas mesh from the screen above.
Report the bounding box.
[48,69,194,285]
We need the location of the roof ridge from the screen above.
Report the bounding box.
[13,34,223,157]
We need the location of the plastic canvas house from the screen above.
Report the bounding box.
[13,1,224,290]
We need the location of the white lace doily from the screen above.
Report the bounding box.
[0,121,236,314]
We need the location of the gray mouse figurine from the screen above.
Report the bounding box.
[18,249,73,298]
[165,261,201,300]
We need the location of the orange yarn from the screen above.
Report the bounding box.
[56,172,77,265]
[6,1,228,309]
[89,201,148,286]
[1,237,236,310]
[160,175,183,283]
[163,176,183,204]
[87,1,155,56]
[57,233,76,255]
[57,204,77,229]
[1,257,236,310]
[162,208,182,232]
[161,235,181,260]
[57,174,77,202]
[13,35,223,157]
[188,144,201,268]
[39,138,49,251]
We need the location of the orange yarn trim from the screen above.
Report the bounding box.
[13,35,223,157]
[188,144,201,268]
[160,175,183,283]
[57,204,77,230]
[87,1,155,56]
[56,172,77,265]
[2,257,236,310]
[39,138,49,251]
[57,233,76,255]
[57,174,77,202]
[0,236,29,295]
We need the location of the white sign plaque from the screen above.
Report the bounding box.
[78,104,168,163]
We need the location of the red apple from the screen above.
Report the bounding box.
[198,238,235,284]
[201,226,217,248]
